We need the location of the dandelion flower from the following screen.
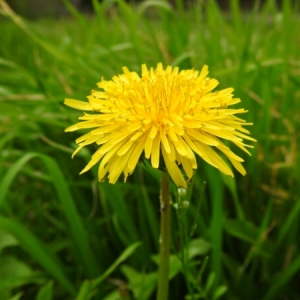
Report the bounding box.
[65,63,255,188]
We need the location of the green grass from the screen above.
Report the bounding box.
[0,0,300,299]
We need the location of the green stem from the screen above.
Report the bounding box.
[156,172,170,300]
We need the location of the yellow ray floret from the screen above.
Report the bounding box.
[64,63,256,187]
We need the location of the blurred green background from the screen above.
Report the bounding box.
[0,0,299,299]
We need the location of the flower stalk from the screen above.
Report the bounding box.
[156,171,171,300]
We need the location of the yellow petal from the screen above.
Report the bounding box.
[110,131,133,145]
[78,134,104,147]
[181,155,194,179]
[187,129,219,146]
[117,139,134,156]
[160,127,171,153]
[228,157,246,175]
[127,134,148,171]
[162,147,187,188]
[183,134,204,158]
[76,132,93,144]
[173,136,188,156]
[80,148,105,174]
[149,125,157,139]
[202,127,241,141]
[130,131,143,141]
[168,126,178,142]
[64,99,93,111]
[97,141,128,180]
[234,131,257,142]
[108,147,134,183]
[127,122,142,132]
[168,141,177,162]
[145,132,153,159]
[95,134,113,146]
[151,133,161,168]
[72,146,83,158]
[217,143,244,162]
[198,65,209,82]
[142,64,149,77]
[65,121,101,132]
[199,143,233,176]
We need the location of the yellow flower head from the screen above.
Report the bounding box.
[65,63,255,188]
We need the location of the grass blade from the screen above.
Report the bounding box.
[0,217,75,295]
[35,281,53,300]
[0,152,98,277]
[91,242,141,288]
[263,256,300,300]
